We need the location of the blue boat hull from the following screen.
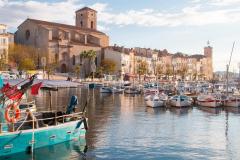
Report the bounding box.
[0,120,86,156]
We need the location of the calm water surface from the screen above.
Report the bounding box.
[3,87,240,160]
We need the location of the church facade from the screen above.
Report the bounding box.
[15,7,109,73]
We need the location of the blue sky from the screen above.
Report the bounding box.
[1,0,240,71]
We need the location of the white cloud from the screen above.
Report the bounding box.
[95,5,240,27]
[0,0,84,29]
[209,0,240,6]
[1,0,240,30]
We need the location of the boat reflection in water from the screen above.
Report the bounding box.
[168,107,192,116]
[197,106,223,114]
[224,107,240,114]
[1,138,87,160]
[145,107,167,115]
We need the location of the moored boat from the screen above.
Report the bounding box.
[145,93,168,108]
[223,95,240,107]
[197,93,222,108]
[0,111,87,156]
[168,95,192,107]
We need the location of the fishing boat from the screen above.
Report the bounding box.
[0,111,87,156]
[197,93,222,107]
[168,95,192,107]
[223,95,240,107]
[19,100,37,113]
[0,75,88,157]
[145,93,168,108]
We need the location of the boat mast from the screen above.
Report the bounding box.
[226,42,235,96]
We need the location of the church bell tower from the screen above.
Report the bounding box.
[75,7,97,30]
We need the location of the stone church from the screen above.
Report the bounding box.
[15,7,109,73]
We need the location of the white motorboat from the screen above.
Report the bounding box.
[197,93,222,107]
[145,93,168,108]
[169,95,192,107]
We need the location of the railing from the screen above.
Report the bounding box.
[0,111,85,134]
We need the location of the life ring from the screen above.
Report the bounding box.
[5,103,21,123]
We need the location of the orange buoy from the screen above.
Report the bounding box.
[5,103,21,123]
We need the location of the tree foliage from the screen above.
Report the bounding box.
[74,65,81,79]
[46,62,58,80]
[165,64,173,79]
[8,44,47,70]
[100,59,116,74]
[156,64,163,79]
[18,58,35,70]
[137,60,148,75]
[80,50,97,78]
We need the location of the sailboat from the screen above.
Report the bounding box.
[223,42,240,107]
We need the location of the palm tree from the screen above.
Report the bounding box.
[74,65,81,79]
[80,50,97,79]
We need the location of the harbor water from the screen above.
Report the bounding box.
[3,87,240,160]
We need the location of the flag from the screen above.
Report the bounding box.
[1,83,10,93]
[31,82,42,95]
[4,86,24,100]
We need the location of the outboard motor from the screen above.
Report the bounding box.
[66,95,78,114]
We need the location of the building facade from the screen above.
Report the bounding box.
[15,7,109,74]
[0,24,13,64]
[104,44,213,81]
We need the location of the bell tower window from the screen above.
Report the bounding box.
[80,21,83,27]
[91,21,94,29]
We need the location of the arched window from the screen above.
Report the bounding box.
[72,55,75,65]
[80,21,83,27]
[25,30,30,40]
[91,21,94,29]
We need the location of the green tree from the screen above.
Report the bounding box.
[137,60,148,82]
[45,62,58,80]
[179,65,188,80]
[156,64,163,79]
[100,59,116,74]
[80,50,97,78]
[74,65,81,79]
[0,58,7,70]
[165,64,173,80]
[18,58,35,70]
[8,44,47,69]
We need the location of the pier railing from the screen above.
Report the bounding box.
[0,111,85,134]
